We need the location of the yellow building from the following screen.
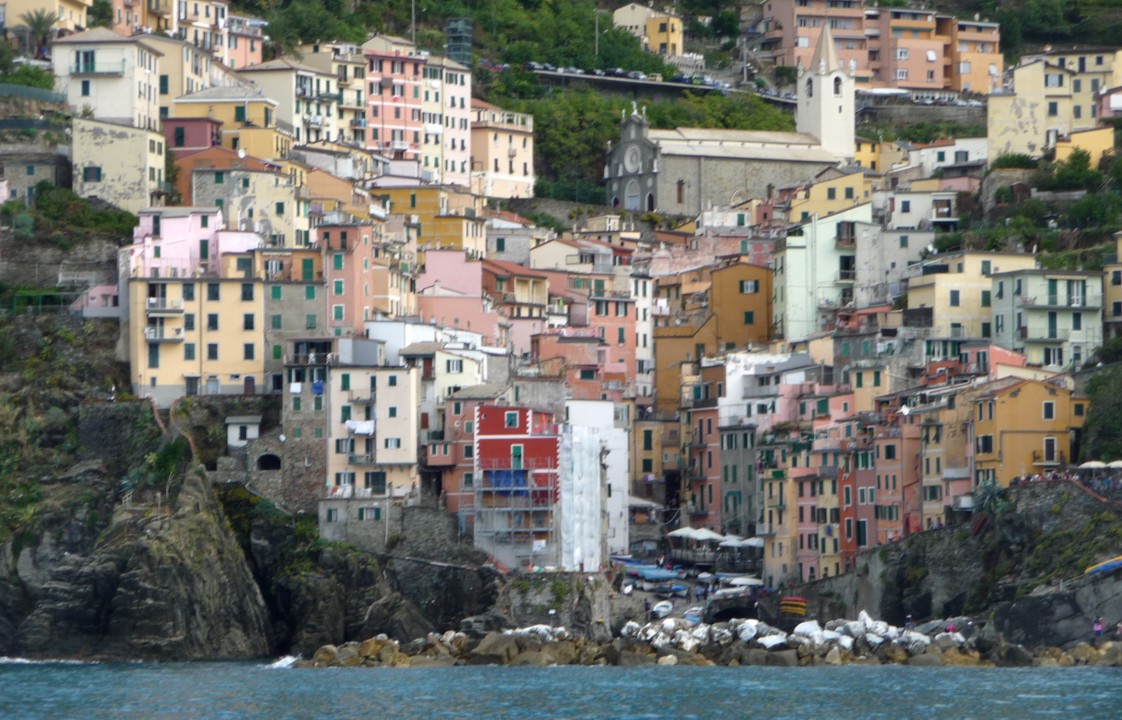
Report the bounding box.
[989,57,1104,159]
[710,258,773,349]
[72,117,166,214]
[171,85,293,159]
[7,0,92,32]
[854,137,907,175]
[906,251,1037,340]
[139,34,214,120]
[785,168,871,223]
[973,378,1087,487]
[376,185,486,258]
[612,3,682,57]
[126,208,269,406]
[1055,127,1115,166]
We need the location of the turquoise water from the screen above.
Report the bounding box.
[1,660,1120,719]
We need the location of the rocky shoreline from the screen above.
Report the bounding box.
[301,610,1122,669]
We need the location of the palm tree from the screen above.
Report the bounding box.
[19,10,59,60]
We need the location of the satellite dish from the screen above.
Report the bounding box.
[279,434,287,443]
[900,405,911,417]
[237,149,247,159]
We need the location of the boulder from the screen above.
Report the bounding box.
[998,643,1035,667]
[359,591,435,644]
[311,644,337,666]
[743,648,769,666]
[1070,642,1098,664]
[765,649,799,667]
[823,646,843,666]
[758,634,788,650]
[510,650,554,666]
[879,642,908,664]
[906,653,945,666]
[550,640,579,665]
[657,654,678,666]
[793,620,822,637]
[618,650,656,667]
[470,632,520,665]
[335,643,361,667]
[359,636,386,658]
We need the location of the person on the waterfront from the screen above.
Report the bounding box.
[1093,617,1105,638]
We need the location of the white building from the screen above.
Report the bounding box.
[566,400,631,559]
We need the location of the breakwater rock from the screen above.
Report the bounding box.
[302,609,1122,668]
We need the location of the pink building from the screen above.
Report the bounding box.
[316,222,383,334]
[363,35,426,160]
[416,250,509,347]
[163,117,222,158]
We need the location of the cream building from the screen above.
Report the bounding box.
[989,57,1105,159]
[905,251,1037,341]
[238,59,341,145]
[139,34,219,120]
[299,42,368,147]
[51,27,161,132]
[72,117,167,214]
[421,55,472,187]
[470,99,535,199]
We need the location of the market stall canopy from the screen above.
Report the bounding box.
[691,528,726,543]
[728,576,764,587]
[1080,461,1107,469]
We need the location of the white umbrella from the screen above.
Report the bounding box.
[728,576,763,587]
[691,528,726,543]
[668,527,698,539]
[1080,461,1107,469]
[1108,461,1122,469]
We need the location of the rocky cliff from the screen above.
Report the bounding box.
[797,481,1122,649]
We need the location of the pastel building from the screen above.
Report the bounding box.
[238,59,341,145]
[990,269,1103,370]
[51,28,161,132]
[72,117,167,214]
[124,207,268,406]
[363,35,426,160]
[470,100,535,199]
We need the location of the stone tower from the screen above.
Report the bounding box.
[796,27,855,161]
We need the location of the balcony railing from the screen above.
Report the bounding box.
[145,297,183,313]
[144,326,184,341]
[836,269,857,283]
[1031,450,1067,466]
[70,61,126,76]
[348,454,378,466]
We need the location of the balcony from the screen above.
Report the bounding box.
[1031,450,1066,467]
[836,269,856,284]
[318,91,343,103]
[835,235,856,249]
[348,454,379,466]
[1023,295,1100,310]
[70,61,126,76]
[296,85,313,98]
[348,392,376,405]
[148,0,172,16]
[303,114,324,127]
[144,326,184,342]
[755,522,778,537]
[350,117,367,128]
[145,297,183,314]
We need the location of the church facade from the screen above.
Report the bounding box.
[605,28,856,217]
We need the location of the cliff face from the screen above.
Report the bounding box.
[798,482,1122,649]
[0,463,272,660]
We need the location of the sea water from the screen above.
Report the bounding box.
[1,660,1120,719]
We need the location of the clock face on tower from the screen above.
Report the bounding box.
[624,145,641,173]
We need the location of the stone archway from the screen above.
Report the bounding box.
[257,453,282,471]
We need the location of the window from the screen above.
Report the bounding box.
[900,235,908,248]
[183,284,195,302]
[241,283,253,301]
[884,444,897,460]
[901,200,911,213]
[504,411,519,428]
[384,438,401,449]
[275,202,285,216]
[81,79,91,97]
[207,313,218,331]
[1043,401,1055,420]
[184,314,196,331]
[388,375,397,387]
[243,343,254,360]
[579,369,595,380]
[1048,102,1058,117]
[981,290,991,307]
[82,166,102,182]
[184,343,195,361]
[743,311,755,324]
[739,279,759,294]
[1075,403,1085,417]
[895,48,909,60]
[949,290,960,307]
[446,359,463,373]
[976,435,994,454]
[388,406,397,418]
[243,313,254,330]
[207,343,218,360]
[827,187,836,200]
[207,283,220,301]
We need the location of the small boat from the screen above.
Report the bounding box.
[651,600,674,618]
[1085,555,1122,575]
[654,583,688,598]
[683,606,704,624]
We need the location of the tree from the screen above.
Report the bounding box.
[1082,366,1122,461]
[89,0,113,28]
[18,10,59,59]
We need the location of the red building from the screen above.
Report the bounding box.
[162,117,222,158]
[473,405,561,570]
